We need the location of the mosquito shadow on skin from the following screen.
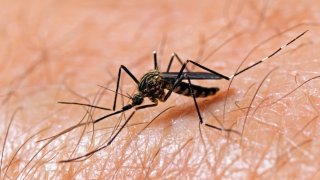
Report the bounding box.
[202,88,236,106]
[149,88,236,127]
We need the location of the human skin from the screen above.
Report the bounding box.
[0,0,320,179]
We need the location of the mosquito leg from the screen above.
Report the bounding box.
[153,50,158,70]
[186,76,204,124]
[186,76,240,133]
[167,59,228,101]
[204,123,240,135]
[93,103,157,139]
[113,65,140,111]
[59,111,136,163]
[182,60,230,80]
[163,67,235,132]
[230,30,308,79]
[163,58,228,101]
[166,53,190,72]
[60,103,158,163]
[108,103,158,145]
[163,75,184,101]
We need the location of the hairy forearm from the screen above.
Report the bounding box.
[0,0,320,179]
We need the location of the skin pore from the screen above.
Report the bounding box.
[0,0,320,179]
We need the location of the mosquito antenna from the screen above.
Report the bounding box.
[229,30,308,79]
[58,101,111,111]
[97,85,131,99]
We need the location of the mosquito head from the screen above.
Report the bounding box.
[131,92,144,106]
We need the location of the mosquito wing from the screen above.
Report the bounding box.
[161,72,225,80]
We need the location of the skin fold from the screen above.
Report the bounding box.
[0,0,320,179]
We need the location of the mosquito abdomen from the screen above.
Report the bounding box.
[172,82,219,97]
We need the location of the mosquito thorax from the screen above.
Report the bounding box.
[138,70,166,101]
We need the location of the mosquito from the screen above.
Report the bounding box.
[59,30,308,162]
